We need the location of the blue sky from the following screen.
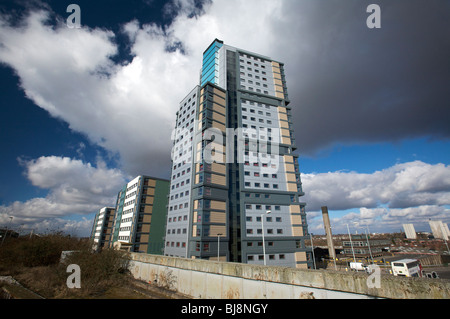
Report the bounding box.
[0,0,449,237]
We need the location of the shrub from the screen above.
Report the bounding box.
[58,247,131,297]
[0,232,85,270]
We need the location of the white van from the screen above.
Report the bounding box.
[391,259,422,277]
[350,262,367,271]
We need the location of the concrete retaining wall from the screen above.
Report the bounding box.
[128,253,450,299]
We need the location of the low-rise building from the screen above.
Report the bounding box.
[343,234,390,258]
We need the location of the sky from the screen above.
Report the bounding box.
[0,0,449,237]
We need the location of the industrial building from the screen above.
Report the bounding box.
[343,234,390,259]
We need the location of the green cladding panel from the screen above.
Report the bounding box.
[147,179,170,255]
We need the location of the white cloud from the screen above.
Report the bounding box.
[302,161,450,211]
[0,156,127,236]
[0,0,312,177]
[303,161,450,234]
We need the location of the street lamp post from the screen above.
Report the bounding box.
[217,233,223,261]
[309,232,317,270]
[261,211,271,266]
[347,224,356,264]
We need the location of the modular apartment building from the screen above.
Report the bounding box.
[91,207,116,251]
[109,175,170,254]
[164,39,311,268]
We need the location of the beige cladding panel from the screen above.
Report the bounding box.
[210,225,226,237]
[289,205,301,214]
[212,102,226,114]
[274,78,283,86]
[287,183,297,192]
[284,163,295,173]
[278,106,287,114]
[138,244,148,252]
[212,120,225,132]
[211,174,226,185]
[295,251,307,262]
[212,112,226,123]
[146,188,155,196]
[192,225,197,237]
[286,172,296,182]
[210,211,226,223]
[292,226,304,236]
[279,120,289,129]
[194,200,199,210]
[147,179,156,187]
[275,91,285,99]
[211,200,226,211]
[290,214,302,225]
[280,128,290,137]
[142,214,152,223]
[142,196,154,204]
[213,88,226,99]
[281,136,291,145]
[284,155,294,163]
[296,263,308,269]
[140,235,149,242]
[143,206,153,214]
[278,112,288,121]
[141,224,151,233]
[211,163,226,175]
[213,95,226,106]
